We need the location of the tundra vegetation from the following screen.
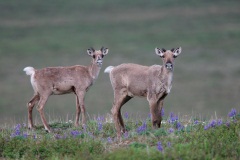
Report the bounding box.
[0,109,239,159]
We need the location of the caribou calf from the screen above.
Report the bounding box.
[24,47,109,132]
[104,47,182,138]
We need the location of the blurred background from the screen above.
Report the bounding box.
[0,0,240,125]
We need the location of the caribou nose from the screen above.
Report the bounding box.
[165,63,173,70]
[97,58,103,65]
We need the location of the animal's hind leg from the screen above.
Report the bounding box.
[111,91,131,138]
[118,95,132,133]
[37,96,51,132]
[27,94,40,129]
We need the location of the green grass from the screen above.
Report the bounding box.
[0,0,240,127]
[0,109,239,159]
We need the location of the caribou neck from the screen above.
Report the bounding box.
[88,60,102,80]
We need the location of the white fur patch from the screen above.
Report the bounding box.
[104,66,114,73]
[167,72,173,93]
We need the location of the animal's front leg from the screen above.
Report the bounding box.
[74,95,81,127]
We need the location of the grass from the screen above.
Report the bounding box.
[0,1,240,158]
[0,0,240,145]
[0,109,239,159]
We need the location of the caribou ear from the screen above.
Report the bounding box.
[173,47,182,58]
[155,48,165,57]
[101,47,109,55]
[87,47,95,56]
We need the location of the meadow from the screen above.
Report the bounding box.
[0,0,240,159]
[0,0,240,124]
[0,108,239,159]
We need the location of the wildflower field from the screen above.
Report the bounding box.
[0,109,239,159]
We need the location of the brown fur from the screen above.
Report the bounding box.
[105,47,182,138]
[24,47,109,132]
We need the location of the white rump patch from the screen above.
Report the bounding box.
[104,66,114,73]
[23,66,35,76]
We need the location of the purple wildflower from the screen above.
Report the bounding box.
[228,108,237,118]
[217,119,223,126]
[97,116,104,122]
[11,124,22,138]
[157,142,163,152]
[83,125,87,132]
[107,137,112,143]
[176,122,183,130]
[23,132,28,138]
[204,124,210,130]
[168,128,174,133]
[70,130,82,137]
[226,121,230,127]
[168,112,178,124]
[124,112,129,119]
[194,120,199,125]
[204,119,221,130]
[167,142,171,148]
[98,122,103,131]
[55,134,62,139]
[210,120,217,127]
[124,131,129,139]
[161,108,164,117]
[136,121,147,134]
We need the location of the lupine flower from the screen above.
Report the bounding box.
[124,131,129,139]
[168,128,174,133]
[204,119,222,130]
[98,122,103,131]
[228,108,237,118]
[204,124,210,130]
[168,112,178,124]
[161,108,165,117]
[194,120,199,125]
[124,112,129,119]
[136,121,147,134]
[107,137,112,143]
[167,142,171,148]
[97,116,104,122]
[176,122,183,130]
[11,124,22,138]
[210,120,217,127]
[226,121,230,127]
[157,141,163,152]
[23,132,28,138]
[55,134,62,139]
[217,119,223,126]
[70,130,82,137]
[83,125,87,132]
